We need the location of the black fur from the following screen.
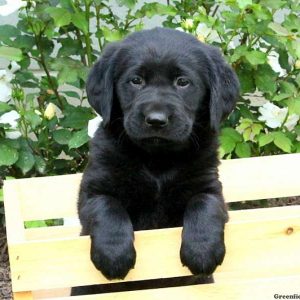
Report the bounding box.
[74,27,239,294]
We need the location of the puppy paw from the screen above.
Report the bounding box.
[91,237,136,280]
[180,237,225,275]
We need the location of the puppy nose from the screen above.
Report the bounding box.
[145,112,168,128]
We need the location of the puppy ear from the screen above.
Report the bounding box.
[86,43,120,127]
[207,47,240,131]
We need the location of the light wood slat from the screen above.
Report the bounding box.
[4,173,81,221]
[4,154,300,221]
[13,291,34,300]
[220,153,300,202]
[9,210,300,292]
[24,205,300,241]
[3,181,26,243]
[41,276,300,300]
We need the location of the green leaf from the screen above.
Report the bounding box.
[278,49,291,71]
[236,64,256,94]
[0,46,23,62]
[45,7,71,27]
[243,127,252,142]
[72,12,88,34]
[258,134,274,147]
[53,129,72,145]
[268,23,290,36]
[245,51,267,65]
[259,0,285,9]
[24,111,42,129]
[25,220,47,229]
[284,98,300,115]
[116,0,137,9]
[51,58,88,85]
[219,136,236,154]
[61,106,93,129]
[0,25,20,44]
[273,93,290,102]
[137,3,176,18]
[279,81,296,96]
[15,150,35,174]
[0,144,19,166]
[237,0,252,9]
[235,142,251,158]
[273,132,292,153]
[102,27,123,42]
[68,129,89,149]
[35,156,46,174]
[295,142,300,153]
[230,45,248,63]
[255,64,277,94]
[221,128,243,143]
[0,103,12,114]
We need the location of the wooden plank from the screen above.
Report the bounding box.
[24,205,300,241]
[3,180,26,244]
[220,153,300,202]
[5,173,81,221]
[13,291,34,300]
[9,207,300,292]
[41,276,300,300]
[4,154,300,221]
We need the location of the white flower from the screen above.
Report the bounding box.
[0,80,12,102]
[88,115,102,138]
[10,61,21,73]
[258,102,288,129]
[0,110,20,127]
[284,114,299,132]
[0,69,14,102]
[44,103,56,120]
[267,52,286,76]
[0,69,14,82]
[6,130,21,139]
[0,0,27,16]
[196,23,220,43]
[0,110,21,139]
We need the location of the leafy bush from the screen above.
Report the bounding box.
[0,0,299,183]
[164,0,300,158]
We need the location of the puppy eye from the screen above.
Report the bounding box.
[130,76,144,86]
[176,77,190,87]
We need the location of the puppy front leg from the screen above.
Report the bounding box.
[79,195,136,280]
[180,193,228,275]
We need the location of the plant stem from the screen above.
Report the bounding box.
[38,46,64,109]
[95,5,103,51]
[84,0,93,67]
[211,5,219,17]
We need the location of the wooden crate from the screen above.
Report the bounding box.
[3,154,300,299]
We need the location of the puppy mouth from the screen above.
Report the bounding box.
[140,137,172,145]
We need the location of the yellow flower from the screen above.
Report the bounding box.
[44,103,56,120]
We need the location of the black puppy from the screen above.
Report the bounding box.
[77,27,239,288]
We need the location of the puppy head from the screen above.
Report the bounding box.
[87,28,239,147]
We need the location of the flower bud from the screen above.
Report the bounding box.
[44,103,56,120]
[295,60,300,70]
[182,19,194,30]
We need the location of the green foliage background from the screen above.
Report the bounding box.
[0,0,299,182]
